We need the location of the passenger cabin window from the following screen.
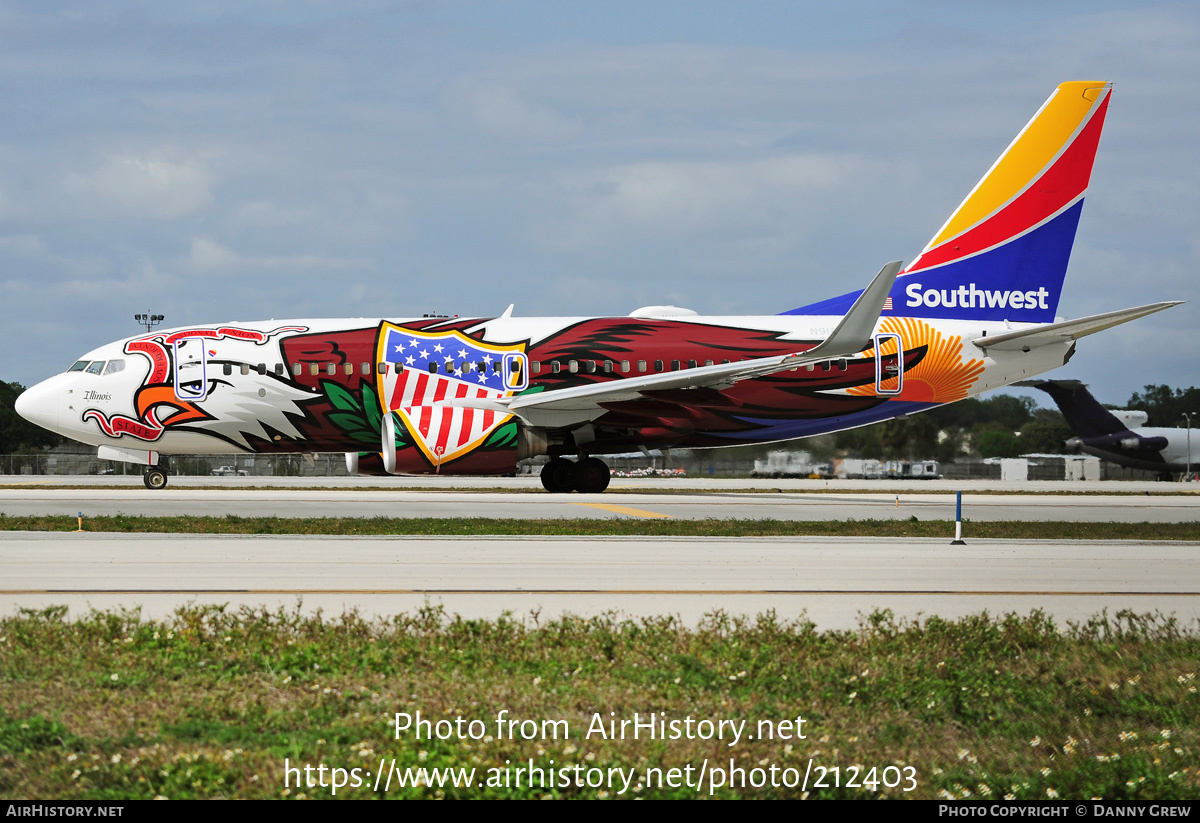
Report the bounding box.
[551,361,560,374]
[671,360,680,371]
[531,361,541,374]
[688,359,697,369]
[568,360,578,373]
[310,363,319,376]
[621,361,630,373]
[378,362,388,375]
[428,362,439,374]
[638,360,647,373]
[327,364,337,375]
[85,361,105,375]
[654,360,663,372]
[241,364,251,376]
[274,363,284,376]
[103,360,125,375]
[293,363,302,376]
[585,360,596,374]
[224,364,233,376]
[361,362,370,376]
[69,360,89,372]
[258,363,267,375]
[603,360,613,373]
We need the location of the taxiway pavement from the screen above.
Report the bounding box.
[0,485,1197,522]
[3,532,1197,630]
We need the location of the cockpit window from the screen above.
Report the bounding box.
[68,360,90,372]
[102,359,125,375]
[85,361,105,375]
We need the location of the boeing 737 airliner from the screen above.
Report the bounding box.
[15,82,1181,492]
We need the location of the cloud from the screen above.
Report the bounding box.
[184,236,374,274]
[539,152,900,252]
[448,82,583,142]
[64,154,214,220]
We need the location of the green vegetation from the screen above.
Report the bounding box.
[0,381,61,454]
[830,393,1072,461]
[1125,385,1200,428]
[1,514,1198,540]
[0,605,1195,799]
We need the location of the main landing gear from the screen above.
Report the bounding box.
[143,467,168,490]
[540,456,611,494]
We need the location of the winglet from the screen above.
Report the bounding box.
[805,261,902,358]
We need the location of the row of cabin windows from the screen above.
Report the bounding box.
[528,358,849,373]
[533,358,726,374]
[217,359,742,377]
[215,357,853,378]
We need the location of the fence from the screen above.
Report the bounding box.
[0,452,353,478]
[0,452,1175,481]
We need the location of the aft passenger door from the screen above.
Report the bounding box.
[873,333,903,396]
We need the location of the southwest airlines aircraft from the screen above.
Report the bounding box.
[15,82,1181,493]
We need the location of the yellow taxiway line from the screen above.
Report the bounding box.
[570,502,672,519]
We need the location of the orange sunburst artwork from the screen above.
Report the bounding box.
[846,317,985,403]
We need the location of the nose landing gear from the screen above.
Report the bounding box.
[143,467,168,490]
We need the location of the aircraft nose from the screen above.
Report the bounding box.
[14,379,61,432]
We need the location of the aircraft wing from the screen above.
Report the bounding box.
[439,261,902,428]
[972,301,1182,353]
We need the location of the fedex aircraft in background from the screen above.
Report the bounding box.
[15,82,1181,492]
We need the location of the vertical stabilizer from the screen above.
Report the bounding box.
[786,82,1112,322]
[1019,379,1129,437]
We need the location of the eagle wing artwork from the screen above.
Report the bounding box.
[15,82,1181,492]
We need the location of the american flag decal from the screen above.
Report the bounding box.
[882,296,894,311]
[375,324,525,467]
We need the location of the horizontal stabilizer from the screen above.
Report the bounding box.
[972,301,1182,352]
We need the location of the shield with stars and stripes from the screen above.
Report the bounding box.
[375,323,526,467]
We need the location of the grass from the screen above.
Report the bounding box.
[0,513,1198,540]
[1,605,1197,799]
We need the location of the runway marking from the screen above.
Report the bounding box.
[570,502,672,519]
[8,589,1197,596]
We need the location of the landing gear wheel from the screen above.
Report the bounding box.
[573,457,611,494]
[143,468,168,490]
[540,458,575,493]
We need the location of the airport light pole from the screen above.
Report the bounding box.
[1183,412,1195,481]
[134,313,164,333]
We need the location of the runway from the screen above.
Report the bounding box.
[3,532,1197,630]
[2,478,1196,629]
[1,485,1198,522]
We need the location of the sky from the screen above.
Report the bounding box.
[1,1,1196,408]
